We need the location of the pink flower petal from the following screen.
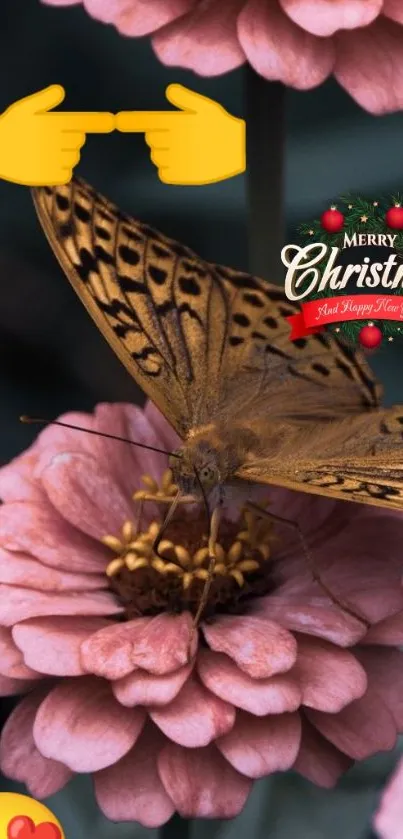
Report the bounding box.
[0,548,105,592]
[81,613,195,679]
[158,741,252,819]
[0,687,73,798]
[40,451,135,540]
[0,674,36,696]
[0,501,106,573]
[217,710,301,778]
[84,0,196,37]
[363,612,403,646]
[373,755,403,839]
[150,675,235,747]
[355,647,403,729]
[202,615,297,679]
[292,635,367,712]
[0,448,45,504]
[34,676,146,772]
[0,585,121,626]
[293,718,353,788]
[95,725,175,827]
[0,626,40,679]
[280,0,382,37]
[238,0,334,89]
[113,663,192,706]
[13,616,111,676]
[254,594,366,646]
[383,0,403,25]
[43,0,81,5]
[306,687,397,760]
[335,18,403,114]
[198,649,301,716]
[152,0,245,76]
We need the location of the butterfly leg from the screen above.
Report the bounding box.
[190,504,222,639]
[245,501,371,629]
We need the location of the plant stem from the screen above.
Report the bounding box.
[245,68,286,280]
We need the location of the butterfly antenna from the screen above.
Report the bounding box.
[19,415,180,459]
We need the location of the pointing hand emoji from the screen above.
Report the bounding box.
[0,85,114,186]
[116,84,246,186]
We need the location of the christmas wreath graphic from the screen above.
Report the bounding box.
[282,195,403,349]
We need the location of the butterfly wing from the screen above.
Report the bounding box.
[32,176,381,442]
[236,408,403,510]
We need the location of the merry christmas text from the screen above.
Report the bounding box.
[282,243,403,301]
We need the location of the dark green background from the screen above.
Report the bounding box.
[1,1,402,836]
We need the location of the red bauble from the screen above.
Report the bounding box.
[320,206,344,233]
[385,204,403,229]
[358,324,382,349]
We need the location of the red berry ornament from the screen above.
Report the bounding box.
[385,204,403,229]
[358,324,382,350]
[320,206,344,233]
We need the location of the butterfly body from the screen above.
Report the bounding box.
[32,177,403,514]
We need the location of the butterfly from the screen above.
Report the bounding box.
[32,176,403,527]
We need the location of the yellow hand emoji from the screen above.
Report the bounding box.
[116,84,246,186]
[0,85,114,186]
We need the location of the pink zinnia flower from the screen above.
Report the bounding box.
[374,756,403,839]
[1,401,403,825]
[42,0,403,114]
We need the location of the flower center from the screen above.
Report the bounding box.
[103,470,275,621]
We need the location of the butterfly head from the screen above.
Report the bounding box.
[169,441,222,498]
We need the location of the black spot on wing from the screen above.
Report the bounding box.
[312,363,330,376]
[243,292,264,308]
[118,275,147,295]
[74,202,90,223]
[95,245,114,265]
[95,225,111,241]
[233,313,250,327]
[76,247,97,283]
[149,265,168,285]
[179,276,201,296]
[56,194,69,212]
[119,244,140,266]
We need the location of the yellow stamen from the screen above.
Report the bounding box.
[151,557,167,574]
[213,563,227,576]
[158,540,175,556]
[125,555,148,571]
[230,569,244,587]
[238,559,260,572]
[133,489,148,500]
[213,543,225,563]
[193,547,209,567]
[106,557,125,577]
[227,541,243,562]
[162,562,183,575]
[194,568,210,581]
[141,474,159,492]
[182,572,193,590]
[148,522,160,540]
[122,520,134,541]
[162,469,174,493]
[128,540,153,557]
[175,545,191,567]
[102,535,123,552]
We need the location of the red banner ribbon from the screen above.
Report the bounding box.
[287,294,403,340]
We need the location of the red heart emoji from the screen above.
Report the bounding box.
[7,816,62,839]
